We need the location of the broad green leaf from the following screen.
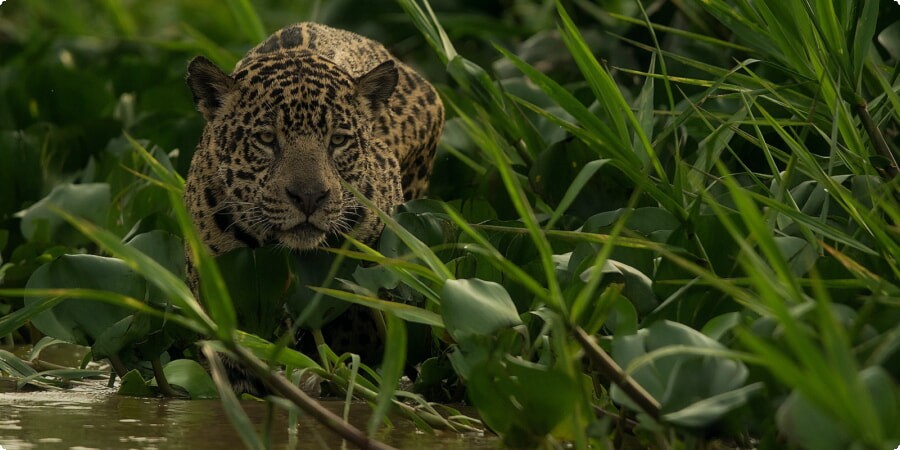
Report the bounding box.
[777,388,852,450]
[579,259,657,314]
[468,356,578,446]
[24,255,143,345]
[160,359,218,399]
[57,208,219,336]
[663,382,763,427]
[216,246,291,339]
[772,236,817,276]
[611,321,753,423]
[16,183,110,245]
[701,312,742,341]
[441,279,522,342]
[126,230,185,296]
[118,369,157,397]
[91,315,146,361]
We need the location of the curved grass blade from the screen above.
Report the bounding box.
[53,208,221,337]
[309,287,444,328]
[368,314,407,437]
[0,288,205,335]
[342,181,453,281]
[200,343,265,450]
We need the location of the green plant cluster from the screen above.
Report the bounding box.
[1,0,899,449]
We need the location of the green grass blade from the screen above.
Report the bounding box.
[555,0,668,186]
[309,287,444,328]
[201,343,265,450]
[441,204,549,299]
[342,181,453,281]
[368,314,407,436]
[225,0,267,43]
[54,208,218,335]
[444,95,564,312]
[0,288,205,334]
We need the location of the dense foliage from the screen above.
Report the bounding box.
[1,0,899,448]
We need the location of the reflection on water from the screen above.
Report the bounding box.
[0,379,498,449]
[0,342,496,450]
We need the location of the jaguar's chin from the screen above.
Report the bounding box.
[276,222,329,250]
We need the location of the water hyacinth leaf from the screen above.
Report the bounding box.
[609,289,638,336]
[441,278,522,342]
[858,366,899,439]
[216,246,292,339]
[776,364,899,449]
[59,206,219,336]
[160,359,218,399]
[772,236,817,276]
[379,210,455,261]
[663,382,764,427]
[24,255,144,345]
[583,207,681,236]
[91,315,146,361]
[776,388,852,450]
[468,356,578,446]
[701,312,742,341]
[0,294,65,337]
[284,250,356,330]
[126,230,185,287]
[118,369,157,397]
[16,183,110,245]
[579,259,657,314]
[352,263,401,295]
[611,321,754,424]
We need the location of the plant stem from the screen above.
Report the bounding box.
[856,100,899,180]
[151,357,185,398]
[231,344,397,450]
[107,354,128,378]
[572,326,661,420]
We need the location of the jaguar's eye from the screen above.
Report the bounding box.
[329,133,351,148]
[255,131,276,145]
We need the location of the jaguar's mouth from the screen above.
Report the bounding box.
[275,221,329,250]
[283,221,328,234]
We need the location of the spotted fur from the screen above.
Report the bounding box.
[185,22,443,262]
[184,23,444,395]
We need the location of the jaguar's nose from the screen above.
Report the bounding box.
[286,187,330,216]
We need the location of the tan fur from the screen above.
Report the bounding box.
[185,23,443,263]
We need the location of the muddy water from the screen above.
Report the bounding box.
[0,381,498,450]
[0,346,498,449]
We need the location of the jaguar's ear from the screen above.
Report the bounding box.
[356,60,398,111]
[186,56,235,121]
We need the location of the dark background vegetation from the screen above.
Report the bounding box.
[1,0,899,449]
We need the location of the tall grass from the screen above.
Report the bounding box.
[0,0,897,449]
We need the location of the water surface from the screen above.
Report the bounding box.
[0,382,497,450]
[0,345,497,449]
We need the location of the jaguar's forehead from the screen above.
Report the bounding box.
[233,52,355,90]
[229,53,359,132]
